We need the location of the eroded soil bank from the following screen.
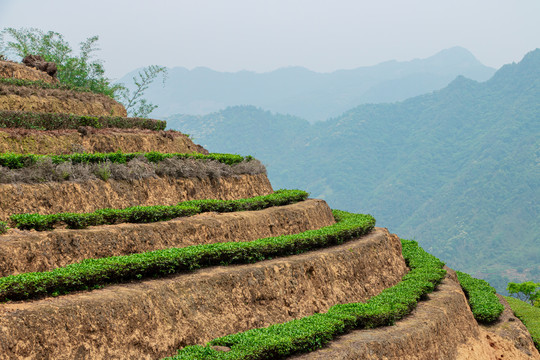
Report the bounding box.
[0,128,207,154]
[0,84,127,117]
[0,199,334,276]
[0,173,273,220]
[0,227,407,360]
[0,60,57,83]
[292,268,539,360]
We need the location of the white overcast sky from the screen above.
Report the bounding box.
[1,0,539,79]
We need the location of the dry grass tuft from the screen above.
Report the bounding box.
[0,157,266,184]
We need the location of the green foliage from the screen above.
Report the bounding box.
[456,271,504,323]
[117,65,167,117]
[0,110,166,131]
[507,281,540,306]
[0,151,252,169]
[0,27,120,97]
[504,296,540,351]
[9,189,309,231]
[0,221,8,234]
[0,210,375,302]
[165,239,446,359]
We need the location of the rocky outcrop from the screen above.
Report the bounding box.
[0,173,273,221]
[22,55,57,78]
[0,199,334,276]
[0,227,407,360]
[0,60,58,83]
[0,128,207,154]
[291,268,540,360]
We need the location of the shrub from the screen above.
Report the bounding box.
[456,271,504,323]
[507,281,540,306]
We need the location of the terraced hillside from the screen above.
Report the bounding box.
[0,59,538,360]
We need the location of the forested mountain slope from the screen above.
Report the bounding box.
[168,49,540,292]
[120,47,494,121]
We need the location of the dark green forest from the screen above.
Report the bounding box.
[167,49,540,293]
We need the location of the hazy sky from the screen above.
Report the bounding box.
[1,0,539,79]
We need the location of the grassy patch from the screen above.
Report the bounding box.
[9,189,309,231]
[504,296,540,351]
[164,239,446,359]
[456,271,504,323]
[0,110,166,131]
[0,210,375,302]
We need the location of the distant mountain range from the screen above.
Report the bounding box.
[167,49,540,293]
[119,46,495,122]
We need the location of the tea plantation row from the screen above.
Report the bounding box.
[0,151,253,169]
[8,189,308,231]
[0,210,375,302]
[165,243,507,359]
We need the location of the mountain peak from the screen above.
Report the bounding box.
[424,46,485,68]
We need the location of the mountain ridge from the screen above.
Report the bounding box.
[167,49,540,293]
[119,46,495,121]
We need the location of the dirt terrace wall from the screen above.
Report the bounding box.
[0,173,273,221]
[0,228,407,360]
[0,60,57,84]
[0,128,207,154]
[0,199,334,276]
[460,295,540,360]
[292,268,539,360]
[0,83,127,117]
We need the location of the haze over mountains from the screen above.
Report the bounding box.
[119,46,495,122]
[167,49,540,293]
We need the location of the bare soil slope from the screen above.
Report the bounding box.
[0,60,57,83]
[0,227,406,360]
[0,128,207,154]
[0,173,273,221]
[0,83,127,116]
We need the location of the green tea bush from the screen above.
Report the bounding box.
[9,189,308,230]
[0,210,375,302]
[456,271,504,323]
[0,110,166,131]
[165,239,446,359]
